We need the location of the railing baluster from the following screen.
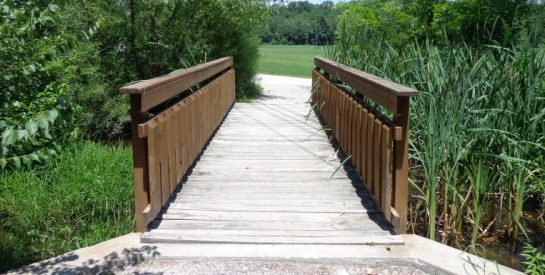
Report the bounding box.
[312,57,417,234]
[121,58,235,232]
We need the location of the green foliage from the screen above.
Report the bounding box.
[0,1,81,171]
[262,1,337,45]
[327,14,545,251]
[336,0,421,47]
[2,0,268,168]
[0,141,133,272]
[334,0,538,46]
[1,110,64,170]
[522,244,545,274]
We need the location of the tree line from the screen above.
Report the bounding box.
[261,1,338,45]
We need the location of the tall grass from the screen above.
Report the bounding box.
[325,22,545,249]
[0,141,134,272]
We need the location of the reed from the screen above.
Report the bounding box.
[325,21,545,248]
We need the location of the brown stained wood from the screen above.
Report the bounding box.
[360,108,368,180]
[346,98,354,157]
[365,112,375,191]
[121,57,233,112]
[372,118,382,205]
[393,97,410,233]
[148,124,161,222]
[334,85,340,139]
[354,105,363,176]
[128,95,149,232]
[129,66,235,231]
[380,124,392,223]
[159,116,170,207]
[351,101,358,165]
[342,96,348,154]
[314,57,417,113]
[171,107,180,186]
[181,103,189,175]
[143,83,401,244]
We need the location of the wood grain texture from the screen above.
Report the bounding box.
[132,68,235,232]
[141,73,401,244]
[121,57,233,112]
[311,70,412,234]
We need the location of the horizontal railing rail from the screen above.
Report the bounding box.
[121,57,235,232]
[312,57,418,233]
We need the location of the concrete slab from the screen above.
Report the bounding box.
[9,234,521,274]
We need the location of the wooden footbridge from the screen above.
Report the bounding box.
[120,57,417,245]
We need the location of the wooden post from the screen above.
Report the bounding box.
[393,97,410,233]
[129,95,149,232]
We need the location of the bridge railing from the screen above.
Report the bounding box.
[121,57,235,232]
[312,57,418,233]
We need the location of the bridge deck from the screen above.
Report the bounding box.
[141,75,402,245]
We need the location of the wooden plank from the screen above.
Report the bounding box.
[360,107,368,180]
[158,118,170,206]
[372,118,383,205]
[365,112,375,190]
[121,59,233,112]
[346,97,354,156]
[148,125,162,222]
[149,218,386,231]
[141,232,404,245]
[381,124,393,223]
[314,57,418,113]
[161,210,382,222]
[354,105,363,176]
[146,229,394,238]
[128,95,149,232]
[393,98,410,233]
[166,204,371,214]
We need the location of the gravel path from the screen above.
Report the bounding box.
[118,258,434,275]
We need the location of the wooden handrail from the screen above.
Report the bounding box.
[314,57,417,113]
[121,57,233,112]
[120,57,236,232]
[312,58,418,234]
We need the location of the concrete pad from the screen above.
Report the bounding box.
[9,234,521,274]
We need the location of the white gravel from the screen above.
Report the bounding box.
[253,74,312,104]
[117,258,436,275]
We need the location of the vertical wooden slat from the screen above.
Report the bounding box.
[128,95,149,232]
[393,97,410,233]
[346,98,354,156]
[381,124,393,223]
[181,102,189,176]
[360,108,368,180]
[158,118,169,206]
[148,123,161,221]
[365,112,375,191]
[354,105,362,175]
[168,108,176,194]
[351,102,358,166]
[373,118,383,205]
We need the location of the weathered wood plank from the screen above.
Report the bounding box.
[143,72,400,244]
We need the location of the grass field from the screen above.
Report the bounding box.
[258,45,325,78]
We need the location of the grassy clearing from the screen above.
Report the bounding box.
[0,141,133,272]
[258,45,324,78]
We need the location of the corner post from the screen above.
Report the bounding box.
[393,97,410,233]
[129,94,149,232]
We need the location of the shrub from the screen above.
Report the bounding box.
[0,141,133,272]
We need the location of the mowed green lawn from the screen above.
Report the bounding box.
[258,45,325,78]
